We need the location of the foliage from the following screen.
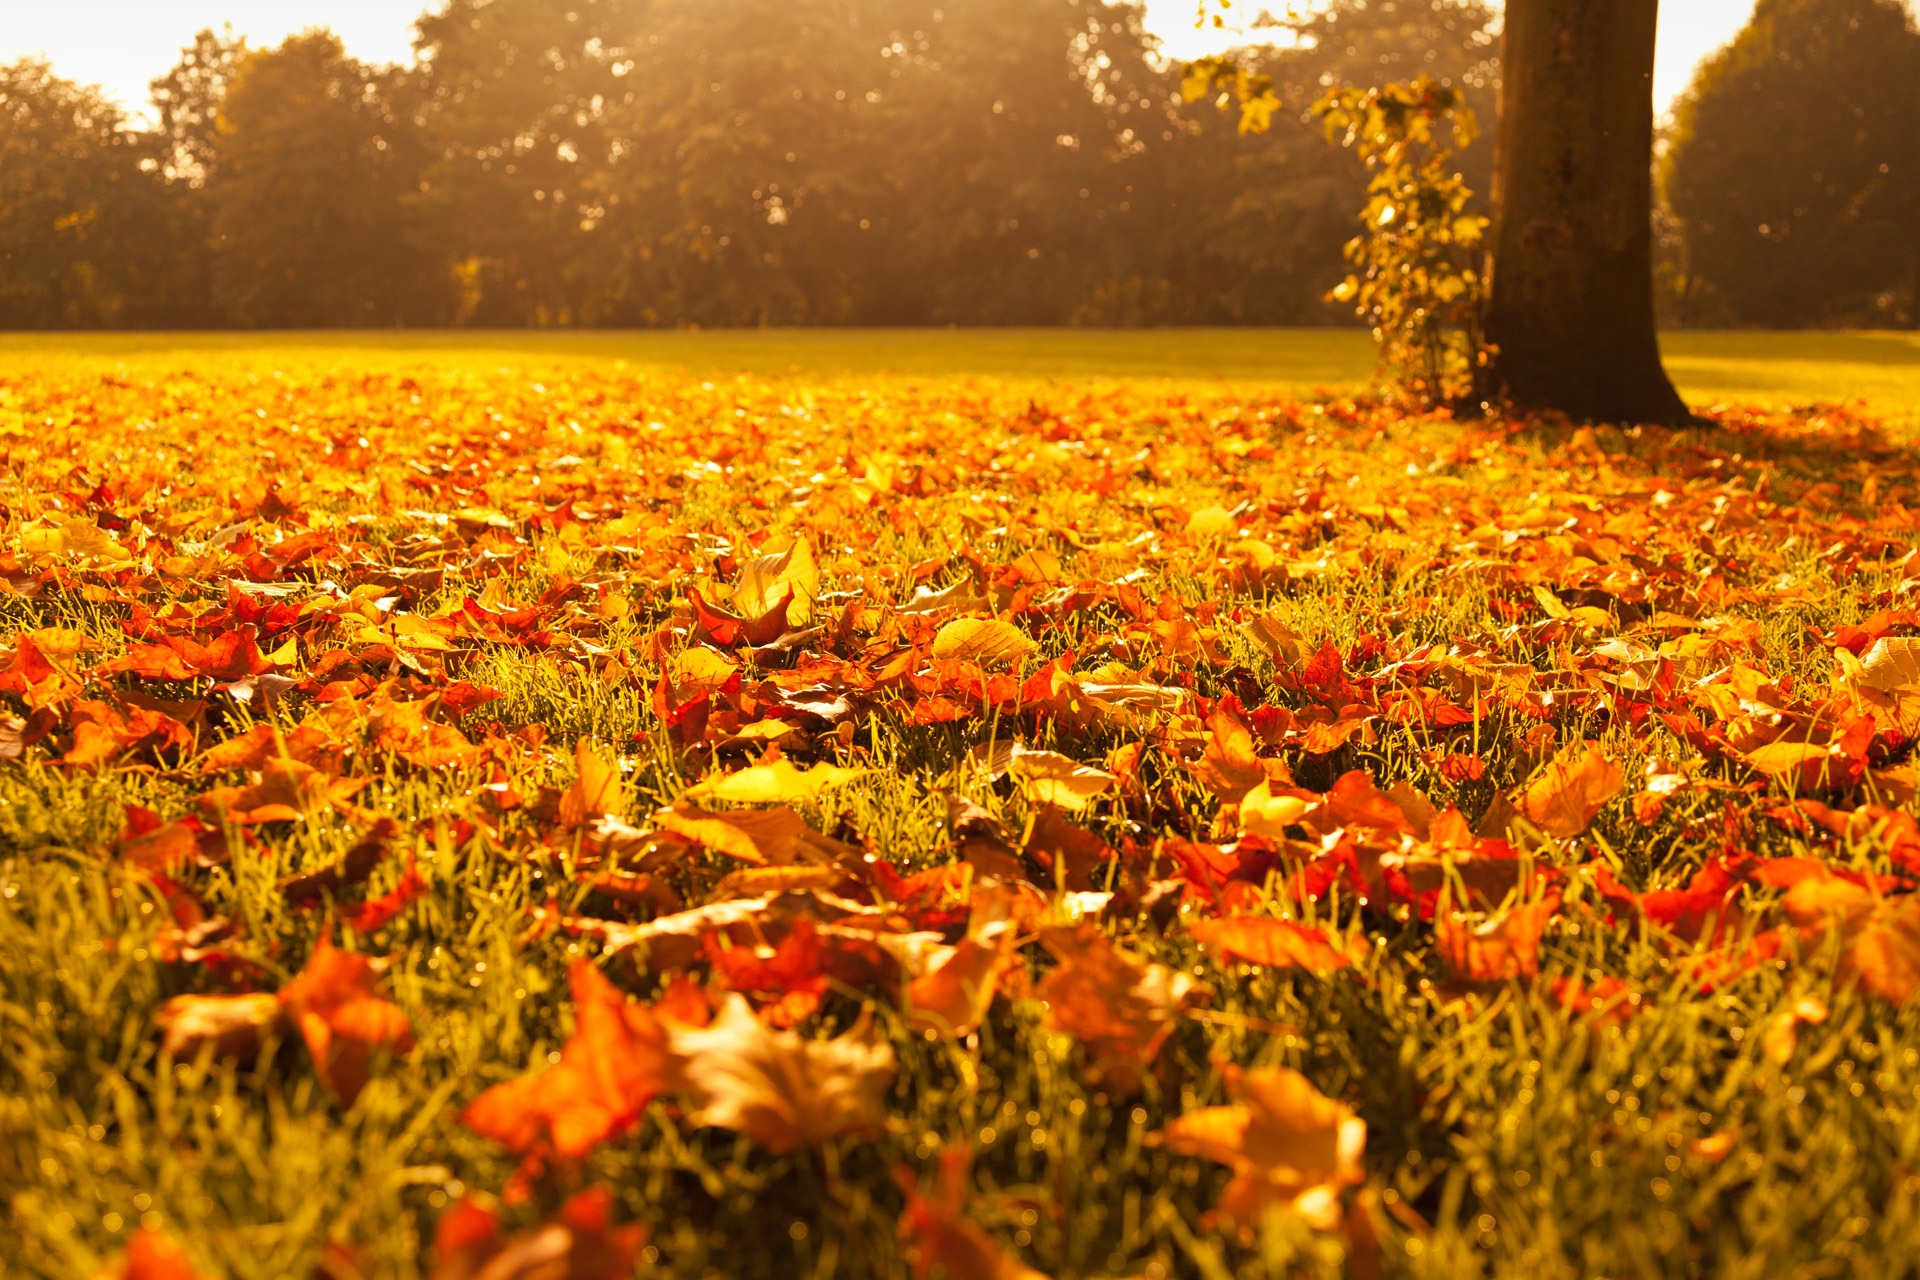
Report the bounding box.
[0,62,164,328]
[207,34,446,327]
[1310,78,1489,408]
[1663,0,1920,329]
[0,1,1510,330]
[6,344,1920,1277]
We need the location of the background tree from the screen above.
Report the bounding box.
[207,33,444,327]
[1665,0,1920,328]
[413,0,639,325]
[0,61,168,328]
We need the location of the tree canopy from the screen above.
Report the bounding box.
[1665,0,1920,328]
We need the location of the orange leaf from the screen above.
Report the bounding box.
[1158,1066,1366,1231]
[463,961,675,1158]
[1035,923,1207,1093]
[277,934,414,1105]
[899,1149,1051,1280]
[1433,895,1561,982]
[1189,916,1366,973]
[1515,744,1624,837]
[109,1229,211,1280]
[560,737,623,829]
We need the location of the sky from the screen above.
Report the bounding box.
[2,0,1911,122]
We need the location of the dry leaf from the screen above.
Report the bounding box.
[463,962,676,1157]
[560,738,623,829]
[277,934,415,1105]
[667,993,896,1153]
[430,1188,646,1280]
[1782,877,1920,1004]
[682,759,865,805]
[1036,924,1206,1093]
[735,535,820,627]
[100,1229,211,1280]
[1158,1066,1366,1231]
[899,1149,1052,1280]
[1189,916,1367,973]
[1515,744,1624,837]
[931,618,1038,666]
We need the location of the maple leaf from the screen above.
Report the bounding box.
[1781,877,1920,1004]
[277,934,415,1104]
[1035,923,1207,1093]
[1514,744,1625,837]
[899,1150,1052,1280]
[908,891,1022,1038]
[735,534,820,627]
[155,934,410,1104]
[1158,1065,1366,1231]
[931,618,1038,666]
[430,1188,647,1280]
[1192,706,1277,806]
[1433,895,1561,982]
[559,737,623,829]
[155,991,283,1066]
[463,961,676,1157]
[1189,916,1367,973]
[653,802,830,865]
[102,1229,211,1280]
[1004,748,1115,811]
[667,993,896,1153]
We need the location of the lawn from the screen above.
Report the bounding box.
[3,336,1920,1280]
[4,328,1918,413]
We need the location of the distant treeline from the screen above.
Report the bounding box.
[1,0,1914,330]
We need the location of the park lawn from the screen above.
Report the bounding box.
[3,341,1920,1280]
[2,328,1917,414]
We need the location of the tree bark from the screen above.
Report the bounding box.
[1484,0,1691,424]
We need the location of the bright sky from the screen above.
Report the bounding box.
[4,0,1914,121]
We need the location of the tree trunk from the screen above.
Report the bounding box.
[1484,0,1691,425]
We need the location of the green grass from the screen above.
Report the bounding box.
[3,344,1920,1280]
[3,328,1916,412]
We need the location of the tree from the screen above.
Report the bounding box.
[1665,0,1920,328]
[1482,0,1690,424]
[0,61,166,328]
[208,32,445,326]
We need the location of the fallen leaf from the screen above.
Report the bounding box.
[931,618,1038,666]
[1158,1065,1366,1231]
[899,1149,1052,1280]
[1515,744,1624,837]
[1035,923,1207,1093]
[430,1188,647,1280]
[277,934,415,1104]
[682,759,865,805]
[102,1229,211,1280]
[735,535,820,627]
[464,961,677,1158]
[560,737,623,828]
[1189,916,1366,973]
[668,993,896,1153]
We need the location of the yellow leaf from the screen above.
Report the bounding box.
[1185,505,1236,539]
[682,759,864,805]
[735,536,819,627]
[559,738,623,829]
[1158,1066,1366,1231]
[1006,748,1115,810]
[667,646,739,692]
[931,618,1038,666]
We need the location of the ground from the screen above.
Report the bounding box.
[3,332,1919,1280]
